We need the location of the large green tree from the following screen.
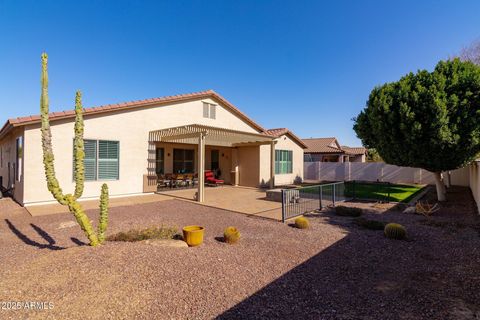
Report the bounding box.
[354,59,480,201]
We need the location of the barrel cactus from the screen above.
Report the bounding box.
[295,216,309,229]
[40,53,109,246]
[224,226,241,244]
[384,223,406,240]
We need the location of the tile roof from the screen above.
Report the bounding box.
[302,137,366,155]
[302,137,343,154]
[341,146,366,155]
[0,90,266,138]
[263,128,308,148]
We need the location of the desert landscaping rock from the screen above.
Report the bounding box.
[57,221,78,229]
[0,186,479,319]
[145,239,188,248]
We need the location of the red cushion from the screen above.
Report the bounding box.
[206,177,224,184]
[205,171,214,178]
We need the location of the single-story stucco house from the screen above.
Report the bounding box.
[303,137,366,163]
[0,90,306,207]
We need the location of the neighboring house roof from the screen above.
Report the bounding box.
[302,137,343,154]
[341,146,366,156]
[303,137,365,155]
[0,90,266,139]
[263,128,308,148]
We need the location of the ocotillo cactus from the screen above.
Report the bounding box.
[40,53,109,246]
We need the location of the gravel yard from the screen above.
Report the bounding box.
[1,186,479,319]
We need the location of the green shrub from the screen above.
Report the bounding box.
[224,226,241,244]
[335,206,362,217]
[353,217,386,230]
[384,223,406,240]
[107,226,178,242]
[295,217,309,229]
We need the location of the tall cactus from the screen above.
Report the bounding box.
[40,53,109,246]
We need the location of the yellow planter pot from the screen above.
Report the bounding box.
[182,226,205,247]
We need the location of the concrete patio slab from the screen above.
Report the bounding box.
[25,193,172,216]
[158,186,283,220]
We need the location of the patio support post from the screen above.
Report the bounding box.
[270,140,275,189]
[197,132,206,202]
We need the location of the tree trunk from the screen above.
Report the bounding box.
[434,172,446,201]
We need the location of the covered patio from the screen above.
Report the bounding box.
[145,124,277,203]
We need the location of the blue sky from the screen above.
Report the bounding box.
[0,0,479,146]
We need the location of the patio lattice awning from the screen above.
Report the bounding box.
[148,124,275,147]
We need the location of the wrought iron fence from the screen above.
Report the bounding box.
[281,182,347,222]
[281,180,395,222]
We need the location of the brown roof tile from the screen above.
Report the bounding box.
[302,137,344,154]
[263,128,308,148]
[341,146,366,155]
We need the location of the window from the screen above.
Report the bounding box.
[83,140,97,181]
[0,146,3,168]
[98,141,119,180]
[73,139,119,181]
[173,149,194,173]
[155,147,164,175]
[16,137,23,181]
[275,150,293,174]
[202,102,216,119]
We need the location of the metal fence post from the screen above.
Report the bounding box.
[333,183,336,206]
[281,189,285,223]
[387,182,391,203]
[319,185,323,210]
[353,180,356,200]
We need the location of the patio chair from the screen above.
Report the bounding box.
[205,170,224,186]
[157,174,168,190]
[175,174,187,188]
[185,174,194,187]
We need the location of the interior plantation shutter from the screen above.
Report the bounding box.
[203,102,209,118]
[98,140,119,180]
[275,150,280,174]
[288,150,293,173]
[209,104,216,119]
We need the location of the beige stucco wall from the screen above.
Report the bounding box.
[469,161,480,213]
[449,166,470,187]
[269,134,304,186]
[235,134,304,188]
[237,146,260,187]
[0,127,24,204]
[22,98,260,205]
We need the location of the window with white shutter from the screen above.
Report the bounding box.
[73,139,119,181]
[202,102,216,119]
[275,150,293,174]
[98,140,119,180]
[203,102,209,118]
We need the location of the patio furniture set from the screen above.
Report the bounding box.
[157,170,224,191]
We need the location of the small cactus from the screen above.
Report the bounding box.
[384,223,406,240]
[295,216,309,229]
[224,226,241,244]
